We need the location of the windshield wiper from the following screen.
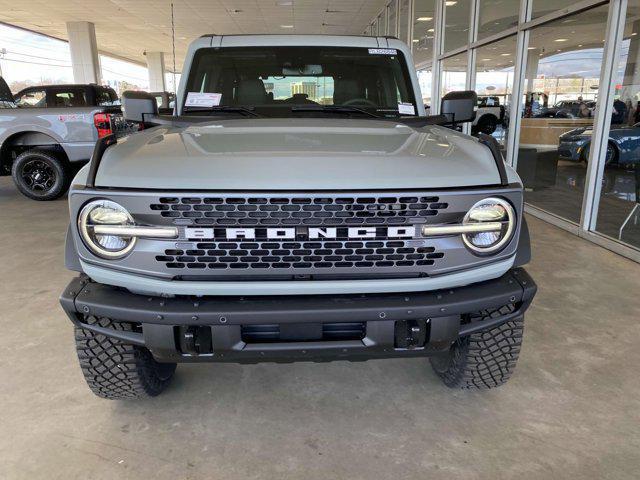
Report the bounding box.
[291,105,381,118]
[183,106,260,117]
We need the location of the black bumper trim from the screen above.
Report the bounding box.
[60,268,536,363]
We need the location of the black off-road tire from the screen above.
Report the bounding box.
[476,115,498,135]
[74,317,177,399]
[11,149,70,201]
[430,315,524,389]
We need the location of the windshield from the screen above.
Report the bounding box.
[183,46,417,117]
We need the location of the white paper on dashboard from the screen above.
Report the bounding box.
[398,103,416,115]
[185,92,222,107]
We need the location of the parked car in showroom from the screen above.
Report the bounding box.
[472,95,506,135]
[60,35,536,399]
[0,80,132,200]
[558,124,640,166]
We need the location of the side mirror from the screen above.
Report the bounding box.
[441,90,477,125]
[122,90,158,123]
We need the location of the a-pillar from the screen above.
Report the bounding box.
[66,21,101,84]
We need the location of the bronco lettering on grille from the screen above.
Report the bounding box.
[184,226,417,241]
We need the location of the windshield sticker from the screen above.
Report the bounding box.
[185,92,222,107]
[398,103,416,115]
[368,48,397,55]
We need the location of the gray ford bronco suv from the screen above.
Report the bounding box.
[60,35,536,399]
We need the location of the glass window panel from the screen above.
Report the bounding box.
[515,5,609,224]
[372,18,378,36]
[377,11,387,36]
[388,0,398,38]
[474,35,516,146]
[594,0,640,251]
[532,0,580,20]
[399,0,410,45]
[477,0,519,40]
[441,52,467,98]
[444,0,472,53]
[417,68,433,112]
[413,0,437,64]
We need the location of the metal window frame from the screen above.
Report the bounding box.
[364,0,640,263]
[581,0,627,231]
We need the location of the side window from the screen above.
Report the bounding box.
[15,89,47,107]
[95,88,119,106]
[51,90,87,108]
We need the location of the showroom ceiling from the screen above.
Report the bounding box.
[0,0,389,69]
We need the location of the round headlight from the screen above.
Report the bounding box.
[78,200,136,259]
[462,197,516,254]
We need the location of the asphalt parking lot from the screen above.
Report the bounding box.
[1,176,639,480]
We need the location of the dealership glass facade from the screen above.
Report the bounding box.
[365,0,640,262]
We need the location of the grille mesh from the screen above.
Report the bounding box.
[156,240,444,271]
[150,195,448,226]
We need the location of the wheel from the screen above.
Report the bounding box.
[605,142,618,166]
[430,312,524,389]
[75,317,176,399]
[476,115,498,135]
[580,143,618,166]
[11,150,70,200]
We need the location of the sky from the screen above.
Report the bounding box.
[0,23,157,93]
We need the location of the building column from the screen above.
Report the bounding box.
[524,48,540,92]
[66,21,101,84]
[146,52,166,92]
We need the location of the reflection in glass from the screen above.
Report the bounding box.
[516,5,608,224]
[532,0,581,20]
[417,68,432,111]
[378,10,387,36]
[399,0,410,44]
[444,0,471,53]
[413,0,437,64]
[594,0,640,251]
[474,35,516,145]
[441,53,467,98]
[478,0,519,40]
[388,0,398,38]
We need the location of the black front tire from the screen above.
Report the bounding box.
[476,115,498,135]
[11,150,70,201]
[75,317,177,399]
[430,313,524,389]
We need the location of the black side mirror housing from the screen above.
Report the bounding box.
[122,90,158,123]
[441,90,477,125]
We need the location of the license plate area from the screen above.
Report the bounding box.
[241,322,366,343]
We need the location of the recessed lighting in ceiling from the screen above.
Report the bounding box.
[427,28,434,32]
[417,17,432,21]
[276,0,293,5]
[632,32,638,36]
[445,1,457,5]
[500,53,511,56]
[481,58,492,61]
[528,47,536,50]
[280,25,294,28]
[554,38,568,42]
[413,39,419,42]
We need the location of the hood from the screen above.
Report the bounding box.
[95,118,502,190]
[560,127,590,139]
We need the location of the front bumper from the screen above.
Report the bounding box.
[557,141,585,161]
[60,268,536,363]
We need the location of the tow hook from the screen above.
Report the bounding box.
[394,319,429,349]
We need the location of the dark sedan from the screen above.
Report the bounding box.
[558,124,640,166]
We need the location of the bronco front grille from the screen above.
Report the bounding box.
[155,239,444,271]
[150,195,448,226]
